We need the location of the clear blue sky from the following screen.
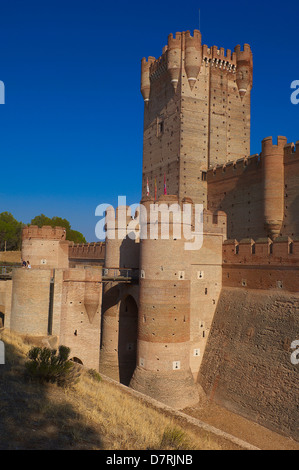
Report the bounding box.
[0,0,298,242]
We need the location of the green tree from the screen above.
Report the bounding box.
[30,214,86,243]
[0,212,24,251]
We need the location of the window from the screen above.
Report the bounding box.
[157,117,164,137]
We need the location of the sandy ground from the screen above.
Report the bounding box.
[183,395,299,451]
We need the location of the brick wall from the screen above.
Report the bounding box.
[199,287,299,441]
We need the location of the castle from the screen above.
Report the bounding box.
[0,29,298,441]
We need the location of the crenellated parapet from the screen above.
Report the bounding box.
[69,242,105,260]
[139,194,227,239]
[234,44,253,98]
[22,225,67,241]
[202,44,237,72]
[284,141,299,163]
[223,236,299,265]
[141,29,253,103]
[21,225,69,269]
[207,153,260,182]
[223,237,299,292]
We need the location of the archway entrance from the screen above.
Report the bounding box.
[118,295,138,386]
[70,357,83,365]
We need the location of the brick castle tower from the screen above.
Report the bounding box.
[141,30,253,206]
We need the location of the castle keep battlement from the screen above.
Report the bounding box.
[141,29,252,206]
[141,31,252,93]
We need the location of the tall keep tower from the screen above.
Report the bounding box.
[141,30,253,206]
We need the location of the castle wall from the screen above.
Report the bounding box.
[223,238,299,292]
[68,242,105,267]
[189,211,226,378]
[199,287,299,441]
[282,141,299,237]
[207,136,299,241]
[0,280,12,327]
[0,251,21,264]
[207,153,265,240]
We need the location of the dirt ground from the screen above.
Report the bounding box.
[183,396,299,451]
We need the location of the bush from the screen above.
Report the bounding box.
[25,345,81,387]
[88,369,102,382]
[159,426,191,450]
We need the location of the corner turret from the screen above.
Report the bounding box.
[235,44,253,98]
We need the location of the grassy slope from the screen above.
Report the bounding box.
[0,329,227,451]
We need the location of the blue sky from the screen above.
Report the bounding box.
[0,0,298,241]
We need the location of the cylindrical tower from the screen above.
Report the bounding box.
[262,136,287,239]
[10,268,52,335]
[21,225,69,269]
[167,32,182,91]
[10,225,69,336]
[184,30,202,90]
[141,57,155,104]
[235,44,253,99]
[99,205,139,384]
[130,195,199,410]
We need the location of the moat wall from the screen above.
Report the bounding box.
[199,287,299,441]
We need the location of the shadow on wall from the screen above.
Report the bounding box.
[118,295,138,386]
[208,156,265,240]
[0,339,104,450]
[119,233,140,269]
[287,194,299,237]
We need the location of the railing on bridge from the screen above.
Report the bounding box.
[0,265,139,283]
[102,268,139,282]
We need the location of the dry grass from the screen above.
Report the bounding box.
[0,329,223,450]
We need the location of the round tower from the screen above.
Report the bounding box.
[130,195,199,410]
[99,205,139,385]
[21,225,69,269]
[10,268,53,336]
[9,226,69,337]
[184,30,202,90]
[141,57,155,104]
[167,32,182,91]
[235,44,253,98]
[262,136,287,239]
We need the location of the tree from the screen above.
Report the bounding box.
[0,212,24,251]
[30,214,86,243]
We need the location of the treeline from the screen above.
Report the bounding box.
[0,212,86,251]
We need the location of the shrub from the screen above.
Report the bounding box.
[25,345,81,387]
[88,369,102,382]
[159,426,191,450]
